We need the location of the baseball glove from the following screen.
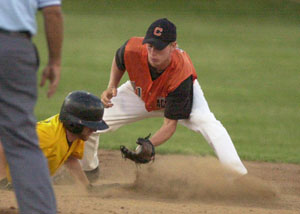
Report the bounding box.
[120,134,155,164]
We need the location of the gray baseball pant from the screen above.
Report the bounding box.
[0,33,57,214]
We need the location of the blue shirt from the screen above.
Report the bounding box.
[0,0,61,36]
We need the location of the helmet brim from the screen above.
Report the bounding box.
[66,114,109,131]
[81,120,109,131]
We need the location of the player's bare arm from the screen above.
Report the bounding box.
[0,141,6,180]
[64,156,90,188]
[40,5,64,98]
[101,57,125,108]
[149,118,178,147]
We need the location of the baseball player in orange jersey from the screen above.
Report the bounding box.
[0,91,108,189]
[82,18,247,176]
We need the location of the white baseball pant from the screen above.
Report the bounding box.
[81,80,247,175]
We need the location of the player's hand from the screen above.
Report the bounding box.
[39,63,61,98]
[101,87,117,108]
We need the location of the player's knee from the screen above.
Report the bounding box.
[189,112,220,126]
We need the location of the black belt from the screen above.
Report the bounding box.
[0,28,31,39]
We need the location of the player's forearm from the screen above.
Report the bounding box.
[42,5,64,66]
[150,118,177,146]
[0,141,7,179]
[65,157,90,187]
[107,57,125,89]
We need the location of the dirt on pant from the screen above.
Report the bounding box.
[0,149,299,214]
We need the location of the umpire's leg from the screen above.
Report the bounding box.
[0,34,57,214]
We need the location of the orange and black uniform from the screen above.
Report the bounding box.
[115,37,197,120]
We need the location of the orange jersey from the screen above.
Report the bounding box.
[124,37,197,111]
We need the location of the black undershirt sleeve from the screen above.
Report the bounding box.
[164,75,193,120]
[115,40,128,71]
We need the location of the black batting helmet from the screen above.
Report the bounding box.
[59,90,109,134]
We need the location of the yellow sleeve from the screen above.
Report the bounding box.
[6,122,55,182]
[36,122,56,153]
[70,141,85,160]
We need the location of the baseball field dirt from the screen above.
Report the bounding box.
[0,149,299,214]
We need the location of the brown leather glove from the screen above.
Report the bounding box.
[120,134,155,164]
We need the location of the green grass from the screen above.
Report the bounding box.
[34,0,300,163]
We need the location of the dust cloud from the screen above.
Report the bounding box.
[74,154,279,205]
[125,155,278,202]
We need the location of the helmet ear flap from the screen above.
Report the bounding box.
[59,110,84,134]
[67,122,84,134]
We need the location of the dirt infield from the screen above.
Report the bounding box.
[0,149,299,214]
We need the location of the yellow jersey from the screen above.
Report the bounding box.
[36,114,84,176]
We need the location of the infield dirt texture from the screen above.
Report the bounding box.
[0,150,300,214]
[0,0,299,213]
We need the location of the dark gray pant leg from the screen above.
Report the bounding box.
[0,34,57,214]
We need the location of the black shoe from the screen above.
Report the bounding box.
[84,166,100,183]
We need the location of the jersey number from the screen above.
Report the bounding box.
[156,97,166,108]
[135,87,142,97]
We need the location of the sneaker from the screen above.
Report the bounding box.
[84,166,100,183]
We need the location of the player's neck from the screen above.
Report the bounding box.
[66,130,78,143]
